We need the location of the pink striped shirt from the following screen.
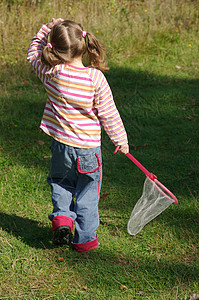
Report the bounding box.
[27,25,128,148]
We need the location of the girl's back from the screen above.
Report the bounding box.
[41,64,103,148]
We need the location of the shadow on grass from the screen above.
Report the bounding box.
[66,249,199,291]
[0,212,198,297]
[0,212,53,249]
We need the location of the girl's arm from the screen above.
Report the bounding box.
[27,18,64,84]
[27,24,52,83]
[95,71,129,153]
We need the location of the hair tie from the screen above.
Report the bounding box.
[82,31,87,38]
[47,42,53,49]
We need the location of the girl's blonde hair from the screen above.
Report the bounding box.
[41,20,109,71]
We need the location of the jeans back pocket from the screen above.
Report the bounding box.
[77,153,101,174]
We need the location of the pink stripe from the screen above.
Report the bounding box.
[47,100,98,117]
[100,91,112,103]
[100,84,110,96]
[100,111,118,120]
[114,135,127,142]
[41,123,100,143]
[91,69,99,84]
[108,130,126,137]
[59,72,92,82]
[88,68,94,79]
[112,129,127,137]
[103,115,121,124]
[47,99,86,111]
[60,90,93,100]
[44,108,100,127]
[45,107,76,123]
[40,64,45,73]
[43,26,50,34]
[100,101,115,111]
[67,64,89,70]
[47,82,93,99]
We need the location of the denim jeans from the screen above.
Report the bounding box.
[47,139,102,252]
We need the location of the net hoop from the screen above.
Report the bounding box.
[154,178,178,204]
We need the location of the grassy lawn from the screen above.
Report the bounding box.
[0,0,199,299]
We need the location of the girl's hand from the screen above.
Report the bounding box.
[117,143,129,155]
[47,18,64,29]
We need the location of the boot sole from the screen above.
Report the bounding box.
[53,226,71,246]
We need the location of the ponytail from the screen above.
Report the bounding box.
[41,20,109,71]
[86,32,109,72]
[41,44,64,67]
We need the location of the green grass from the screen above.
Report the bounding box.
[0,0,199,299]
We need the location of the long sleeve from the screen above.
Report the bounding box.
[93,70,128,146]
[27,25,57,83]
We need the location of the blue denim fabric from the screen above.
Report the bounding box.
[47,139,102,244]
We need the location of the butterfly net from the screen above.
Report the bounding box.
[127,176,175,235]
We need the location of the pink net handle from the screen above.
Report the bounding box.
[114,146,178,204]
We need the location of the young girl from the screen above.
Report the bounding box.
[27,18,129,252]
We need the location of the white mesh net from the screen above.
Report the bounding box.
[127,176,175,235]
